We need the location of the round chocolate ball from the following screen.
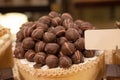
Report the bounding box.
[25,49,36,62]
[61,13,73,20]
[43,32,56,43]
[38,16,51,25]
[35,41,46,52]
[35,22,48,32]
[51,17,62,27]
[16,30,24,42]
[83,50,95,58]
[65,28,80,42]
[59,56,72,68]
[80,22,93,31]
[14,47,25,59]
[46,55,58,68]
[31,28,44,41]
[53,26,65,37]
[45,43,60,54]
[15,42,22,48]
[57,37,68,45]
[20,22,35,29]
[62,19,73,29]
[61,42,76,56]
[74,19,84,29]
[34,52,46,65]
[47,26,55,33]
[22,27,34,38]
[48,11,61,18]
[22,37,35,50]
[74,38,85,51]
[72,50,84,64]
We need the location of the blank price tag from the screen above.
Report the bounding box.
[85,29,120,50]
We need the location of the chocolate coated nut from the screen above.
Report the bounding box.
[61,42,75,56]
[35,22,48,31]
[51,17,62,27]
[45,43,60,54]
[16,30,24,41]
[38,16,51,25]
[47,26,55,33]
[14,47,25,59]
[57,37,68,45]
[34,52,46,65]
[61,13,73,20]
[72,50,84,64]
[31,28,44,41]
[35,41,46,52]
[46,55,58,68]
[62,19,73,29]
[59,56,72,68]
[65,28,80,42]
[22,37,35,50]
[74,38,85,51]
[25,50,36,62]
[43,32,56,43]
[48,11,61,18]
[74,19,84,29]
[20,22,35,29]
[80,22,93,31]
[54,26,65,37]
[83,50,95,58]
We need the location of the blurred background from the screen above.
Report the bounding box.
[0,0,120,32]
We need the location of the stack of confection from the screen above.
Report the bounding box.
[14,11,105,80]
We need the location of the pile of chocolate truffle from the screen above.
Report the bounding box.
[14,11,95,68]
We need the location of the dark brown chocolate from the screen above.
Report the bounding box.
[83,50,95,58]
[33,52,46,65]
[61,42,76,56]
[22,37,35,50]
[31,28,44,41]
[46,55,58,68]
[48,11,61,18]
[65,28,80,42]
[72,50,84,64]
[35,41,46,52]
[61,13,73,20]
[59,56,72,68]
[25,49,36,62]
[53,26,65,37]
[14,47,25,59]
[74,38,85,51]
[45,43,60,54]
[43,32,56,43]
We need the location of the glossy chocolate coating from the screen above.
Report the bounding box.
[61,13,73,20]
[22,37,35,50]
[51,17,62,27]
[53,26,65,37]
[25,49,36,62]
[59,56,72,68]
[35,41,46,52]
[61,42,75,56]
[38,16,51,25]
[46,55,58,68]
[57,37,68,45]
[45,43,60,54]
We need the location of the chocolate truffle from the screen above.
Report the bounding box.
[74,19,84,28]
[62,19,73,29]
[38,16,51,25]
[61,13,73,20]
[22,27,34,38]
[14,47,25,59]
[31,28,44,41]
[22,37,35,50]
[59,56,72,68]
[65,28,80,42]
[83,50,95,58]
[80,22,93,31]
[51,17,62,27]
[72,50,84,64]
[35,22,48,31]
[54,26,65,37]
[34,52,46,65]
[25,49,36,62]
[43,32,56,43]
[57,37,68,45]
[35,41,46,52]
[20,22,35,29]
[45,43,60,54]
[61,42,76,56]
[47,26,55,33]
[48,11,61,18]
[46,55,58,68]
[16,30,24,41]
[74,38,85,51]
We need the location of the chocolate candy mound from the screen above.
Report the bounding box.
[14,11,96,69]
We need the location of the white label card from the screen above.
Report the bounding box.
[85,29,120,50]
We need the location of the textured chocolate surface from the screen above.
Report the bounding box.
[61,42,75,56]
[83,50,95,58]
[51,17,62,27]
[38,16,51,25]
[54,26,65,37]
[61,13,73,20]
[59,56,72,68]
[46,55,58,68]
[57,37,68,45]
[35,41,46,52]
[25,50,36,62]
[48,11,61,18]
[22,37,35,50]
[14,47,25,59]
[16,30,24,42]
[45,43,60,54]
